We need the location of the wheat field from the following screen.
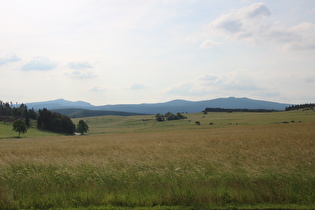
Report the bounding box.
[0,122,314,209]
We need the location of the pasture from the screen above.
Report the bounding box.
[0,110,314,209]
[71,109,315,135]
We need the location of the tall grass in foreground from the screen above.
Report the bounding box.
[0,123,314,209]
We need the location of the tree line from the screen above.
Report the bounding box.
[1,100,88,137]
[37,108,76,134]
[0,101,38,126]
[202,108,277,113]
[285,103,315,111]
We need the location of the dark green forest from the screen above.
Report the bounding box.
[37,108,75,134]
[0,100,75,134]
[285,103,315,111]
[0,101,37,126]
[202,108,277,113]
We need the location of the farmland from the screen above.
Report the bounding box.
[0,110,314,209]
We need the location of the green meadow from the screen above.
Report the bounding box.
[0,110,314,209]
[0,120,65,139]
[72,109,315,134]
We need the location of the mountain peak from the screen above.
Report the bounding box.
[53,98,66,102]
[25,99,94,110]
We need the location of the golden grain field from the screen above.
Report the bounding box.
[0,122,314,209]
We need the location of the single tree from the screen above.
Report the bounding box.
[77,120,89,134]
[12,120,27,138]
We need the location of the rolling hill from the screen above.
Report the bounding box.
[24,98,94,110]
[52,108,147,118]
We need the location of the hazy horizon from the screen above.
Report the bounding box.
[5,96,296,107]
[1,1,315,106]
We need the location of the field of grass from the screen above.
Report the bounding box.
[0,109,314,209]
[71,109,315,135]
[0,120,64,139]
[1,110,314,138]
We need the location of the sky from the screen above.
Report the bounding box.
[1,0,315,105]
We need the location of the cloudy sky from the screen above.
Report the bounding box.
[1,0,314,105]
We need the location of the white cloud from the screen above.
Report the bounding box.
[165,81,207,96]
[205,2,315,51]
[209,2,271,35]
[130,83,147,90]
[165,71,272,100]
[66,70,96,79]
[305,78,314,83]
[0,54,21,65]
[200,40,220,48]
[67,62,93,69]
[199,74,218,81]
[21,57,57,71]
[90,86,108,92]
[282,22,315,50]
[199,71,262,92]
[245,2,271,18]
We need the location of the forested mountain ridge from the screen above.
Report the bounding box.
[18,97,292,115]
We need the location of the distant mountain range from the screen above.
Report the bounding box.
[25,99,94,110]
[24,97,292,116]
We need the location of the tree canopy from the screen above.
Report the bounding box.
[12,120,27,138]
[76,120,89,134]
[155,112,187,122]
[285,103,315,111]
[37,108,75,134]
[0,101,38,121]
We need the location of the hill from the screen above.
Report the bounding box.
[96,97,291,114]
[52,108,147,118]
[24,98,94,110]
[23,97,292,115]
[71,109,315,135]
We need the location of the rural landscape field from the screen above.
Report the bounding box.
[0,109,314,209]
[1,1,315,209]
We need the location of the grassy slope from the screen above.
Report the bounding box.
[1,110,314,138]
[0,120,63,139]
[71,110,315,135]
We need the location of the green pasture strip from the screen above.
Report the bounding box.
[69,206,196,210]
[0,122,63,139]
[0,164,314,209]
[187,109,315,126]
[71,204,313,210]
